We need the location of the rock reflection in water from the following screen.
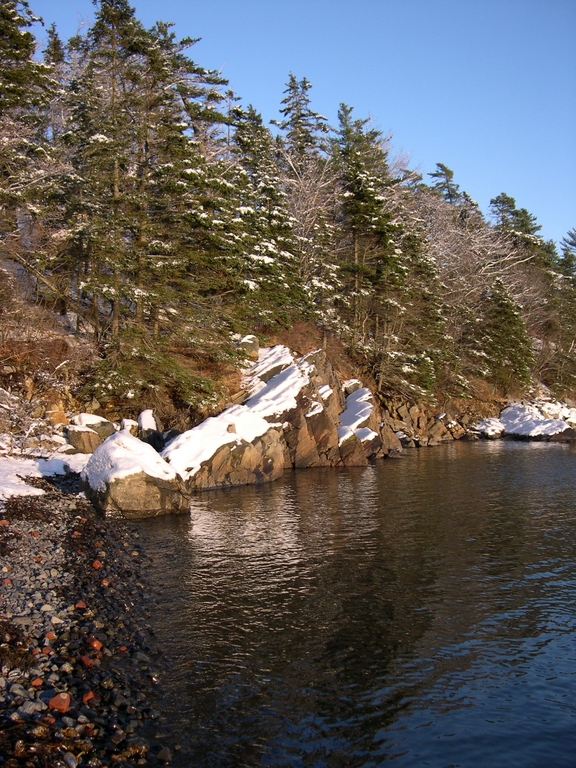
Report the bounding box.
[138,441,576,767]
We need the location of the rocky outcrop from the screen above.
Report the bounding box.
[161,405,285,491]
[380,399,471,448]
[190,427,285,490]
[80,430,190,518]
[80,345,395,516]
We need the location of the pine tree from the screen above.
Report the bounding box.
[231,105,306,325]
[428,163,462,205]
[559,228,576,274]
[0,0,49,114]
[489,192,541,236]
[0,1,61,298]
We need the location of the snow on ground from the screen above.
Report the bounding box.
[161,404,276,481]
[476,402,572,438]
[81,429,178,493]
[0,455,91,501]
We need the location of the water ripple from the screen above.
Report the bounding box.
[138,442,576,767]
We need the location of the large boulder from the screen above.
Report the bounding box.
[161,404,285,490]
[81,430,190,518]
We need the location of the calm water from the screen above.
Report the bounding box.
[138,441,576,767]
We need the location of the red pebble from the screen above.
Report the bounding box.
[31,678,43,688]
[49,692,71,713]
[75,600,87,609]
[101,578,110,587]
[43,715,56,724]
[31,530,39,538]
[42,647,52,655]
[80,655,94,668]
[72,531,81,537]
[87,636,103,651]
[118,645,127,652]
[82,690,97,704]
[33,556,42,563]
[45,631,57,641]
[92,560,103,570]
[0,520,9,526]
[1,578,12,585]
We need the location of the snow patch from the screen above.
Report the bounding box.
[70,413,111,428]
[0,456,88,500]
[138,409,157,432]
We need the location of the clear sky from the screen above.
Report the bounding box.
[31,0,576,245]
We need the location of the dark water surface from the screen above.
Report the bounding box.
[138,441,576,767]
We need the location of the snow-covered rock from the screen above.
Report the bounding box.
[70,413,116,440]
[65,424,103,454]
[161,404,285,489]
[476,402,575,440]
[80,429,190,517]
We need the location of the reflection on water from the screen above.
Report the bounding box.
[138,441,576,767]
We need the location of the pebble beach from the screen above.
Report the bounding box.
[0,474,170,768]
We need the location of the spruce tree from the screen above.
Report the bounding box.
[272,73,336,289]
[331,104,397,346]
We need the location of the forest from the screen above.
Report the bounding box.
[2,0,576,424]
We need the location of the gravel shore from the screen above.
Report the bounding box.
[0,474,170,768]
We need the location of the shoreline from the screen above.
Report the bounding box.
[0,475,170,768]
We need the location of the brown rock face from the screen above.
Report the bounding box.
[338,431,368,467]
[190,427,285,490]
[66,426,103,454]
[82,471,191,518]
[45,402,69,426]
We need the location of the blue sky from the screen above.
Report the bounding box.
[32,0,575,245]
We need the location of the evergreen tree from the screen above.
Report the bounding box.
[0,0,49,114]
[232,104,305,325]
[463,279,534,389]
[428,163,462,205]
[0,1,60,294]
[489,192,541,235]
[331,103,396,345]
[272,73,329,160]
[559,228,576,274]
